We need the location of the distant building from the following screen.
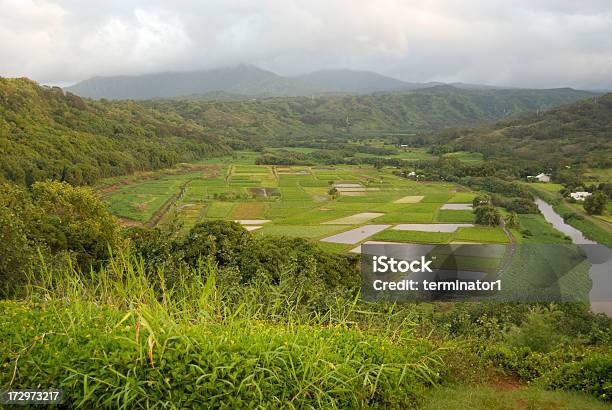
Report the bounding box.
[570,191,592,201]
[528,173,551,182]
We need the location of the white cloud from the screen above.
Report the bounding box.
[1,0,611,89]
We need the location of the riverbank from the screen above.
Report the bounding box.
[535,198,612,316]
[527,185,611,247]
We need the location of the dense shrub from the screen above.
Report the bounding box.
[503,197,539,214]
[126,221,360,309]
[504,308,565,352]
[474,204,500,226]
[543,353,612,401]
[0,181,119,294]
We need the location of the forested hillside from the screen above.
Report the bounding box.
[0,77,598,186]
[0,78,230,186]
[146,86,596,148]
[439,93,612,168]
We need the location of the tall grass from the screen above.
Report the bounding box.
[1,252,446,408]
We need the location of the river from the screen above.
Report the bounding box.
[535,198,612,316]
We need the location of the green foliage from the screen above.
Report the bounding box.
[436,93,612,168]
[504,307,565,352]
[552,200,612,247]
[484,346,612,402]
[30,181,119,264]
[467,177,533,199]
[543,353,612,401]
[0,202,33,293]
[0,181,119,293]
[584,191,607,215]
[504,212,519,228]
[0,78,229,186]
[498,197,539,214]
[474,205,500,226]
[556,169,585,190]
[421,384,610,410]
[128,221,359,308]
[473,194,490,207]
[1,223,610,406]
[0,301,442,408]
[180,220,252,271]
[0,257,444,409]
[145,87,596,151]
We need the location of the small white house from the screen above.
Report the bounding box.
[528,173,551,183]
[570,191,592,201]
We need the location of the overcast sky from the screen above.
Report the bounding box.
[1,0,612,89]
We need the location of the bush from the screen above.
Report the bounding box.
[474,204,500,226]
[543,353,612,401]
[505,198,539,214]
[484,346,554,381]
[0,181,119,294]
[584,191,607,215]
[504,308,564,353]
[126,221,360,309]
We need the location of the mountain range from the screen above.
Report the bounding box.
[1,76,603,188]
[65,65,516,100]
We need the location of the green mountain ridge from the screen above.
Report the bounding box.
[0,78,230,186]
[0,77,600,186]
[439,92,612,167]
[145,85,597,147]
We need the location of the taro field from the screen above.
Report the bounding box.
[100,154,513,253]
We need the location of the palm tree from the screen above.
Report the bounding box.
[504,211,519,228]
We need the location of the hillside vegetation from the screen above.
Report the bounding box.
[439,92,612,168]
[1,78,596,187]
[0,78,229,186]
[146,86,596,148]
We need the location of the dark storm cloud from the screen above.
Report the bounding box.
[1,0,611,89]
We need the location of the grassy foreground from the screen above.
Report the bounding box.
[1,257,445,408]
[1,254,611,409]
[422,384,610,410]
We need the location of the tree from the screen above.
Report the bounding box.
[505,198,538,214]
[328,187,339,198]
[474,205,500,226]
[0,181,120,294]
[30,181,119,268]
[584,191,607,215]
[180,220,252,269]
[472,195,490,207]
[504,211,519,228]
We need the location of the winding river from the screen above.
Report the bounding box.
[535,198,612,316]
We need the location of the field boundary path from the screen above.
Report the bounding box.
[272,165,279,182]
[145,178,195,228]
[497,216,516,276]
[225,164,233,184]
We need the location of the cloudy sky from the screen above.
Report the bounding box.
[2,0,612,89]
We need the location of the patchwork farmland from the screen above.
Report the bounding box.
[100,153,511,252]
